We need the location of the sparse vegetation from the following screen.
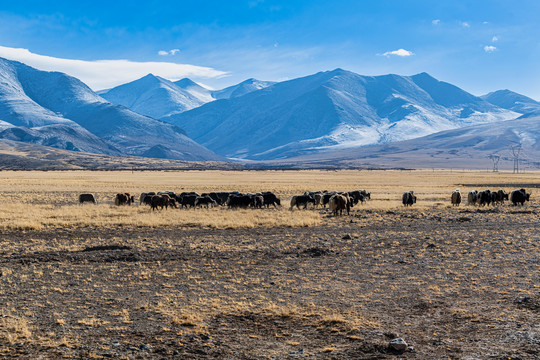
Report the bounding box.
[0,170,538,358]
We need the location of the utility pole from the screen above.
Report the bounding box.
[511,145,522,174]
[489,154,500,172]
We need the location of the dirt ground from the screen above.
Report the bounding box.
[0,171,539,359]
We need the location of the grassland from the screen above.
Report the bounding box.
[0,170,538,359]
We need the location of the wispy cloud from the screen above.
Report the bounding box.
[432,19,440,25]
[484,45,497,52]
[461,21,471,28]
[158,49,180,56]
[379,49,414,57]
[0,46,227,90]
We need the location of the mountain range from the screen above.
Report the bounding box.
[0,55,538,168]
[256,115,540,169]
[99,75,275,119]
[0,57,221,161]
[481,89,540,116]
[165,69,518,160]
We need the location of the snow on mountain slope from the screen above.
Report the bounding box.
[212,78,276,100]
[0,57,223,161]
[481,89,540,115]
[166,69,518,160]
[0,59,81,128]
[273,116,540,169]
[174,78,215,103]
[100,74,210,119]
[0,123,121,155]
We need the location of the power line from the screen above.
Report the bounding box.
[511,145,522,173]
[488,154,500,172]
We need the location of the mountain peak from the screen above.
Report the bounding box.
[327,68,353,76]
[138,73,168,84]
[482,89,540,114]
[175,78,200,88]
[212,78,276,100]
[411,72,437,82]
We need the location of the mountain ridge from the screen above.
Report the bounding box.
[0,57,223,161]
[166,68,518,160]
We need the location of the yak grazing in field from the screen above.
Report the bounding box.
[467,190,478,205]
[151,194,176,211]
[477,190,492,206]
[290,195,316,210]
[139,192,155,205]
[494,189,509,204]
[79,193,96,204]
[261,192,281,208]
[329,193,350,216]
[194,195,218,208]
[227,194,254,208]
[115,193,134,206]
[402,191,416,206]
[451,189,461,206]
[510,189,530,206]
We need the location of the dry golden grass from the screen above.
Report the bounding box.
[0,169,537,230]
[0,203,321,230]
[0,311,33,344]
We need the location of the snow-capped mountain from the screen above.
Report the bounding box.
[0,123,121,155]
[174,78,215,103]
[165,69,518,160]
[0,57,222,161]
[271,115,540,169]
[481,89,540,116]
[101,75,275,119]
[99,74,210,119]
[212,78,276,100]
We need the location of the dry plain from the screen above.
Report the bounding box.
[0,170,538,359]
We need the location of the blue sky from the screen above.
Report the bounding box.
[0,0,539,99]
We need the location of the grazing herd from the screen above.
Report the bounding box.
[289,190,371,215]
[464,188,530,206]
[115,190,282,211]
[78,186,532,215]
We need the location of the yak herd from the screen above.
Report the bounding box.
[289,190,371,216]
[77,187,531,215]
[80,191,282,211]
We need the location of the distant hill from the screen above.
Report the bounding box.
[212,78,276,100]
[0,139,239,170]
[0,58,223,161]
[482,89,540,116]
[257,116,540,169]
[165,69,518,160]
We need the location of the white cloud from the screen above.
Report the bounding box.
[158,49,180,56]
[0,46,226,90]
[484,45,497,52]
[380,49,414,57]
[432,19,440,25]
[492,36,498,42]
[461,21,470,28]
